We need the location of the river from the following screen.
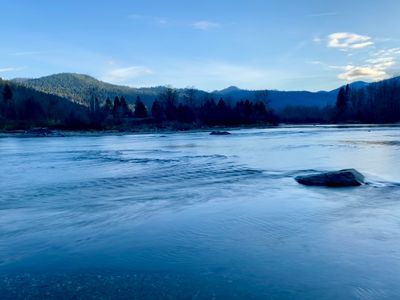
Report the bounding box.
[1,126,400,299]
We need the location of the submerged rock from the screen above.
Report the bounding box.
[26,127,52,137]
[210,131,231,136]
[295,169,365,187]
[25,128,64,137]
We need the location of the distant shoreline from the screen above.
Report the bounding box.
[1,123,400,138]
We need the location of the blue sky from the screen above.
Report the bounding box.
[1,0,400,91]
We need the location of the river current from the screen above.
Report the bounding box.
[1,126,399,299]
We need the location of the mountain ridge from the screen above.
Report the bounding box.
[11,73,376,110]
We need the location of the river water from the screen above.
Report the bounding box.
[0,126,400,299]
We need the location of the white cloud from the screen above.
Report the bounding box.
[327,32,373,49]
[102,66,153,84]
[326,43,400,82]
[337,66,386,81]
[366,56,396,69]
[192,21,220,31]
[0,67,23,73]
[372,48,400,57]
[334,54,396,81]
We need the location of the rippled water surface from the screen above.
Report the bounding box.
[1,126,400,299]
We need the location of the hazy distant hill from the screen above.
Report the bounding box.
[212,88,335,109]
[13,73,370,110]
[211,81,368,110]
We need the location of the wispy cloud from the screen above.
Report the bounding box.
[192,21,220,31]
[0,67,23,73]
[309,12,338,17]
[331,49,399,81]
[10,51,46,56]
[102,66,153,84]
[129,14,221,31]
[313,36,322,44]
[128,14,168,25]
[327,32,373,49]
[314,30,400,82]
[366,56,396,69]
[372,47,400,57]
[309,60,323,65]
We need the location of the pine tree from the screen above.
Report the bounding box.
[120,96,131,116]
[336,87,347,113]
[134,96,148,118]
[113,96,121,119]
[2,84,12,103]
[104,97,113,113]
[151,99,163,122]
[94,98,100,112]
[159,88,178,121]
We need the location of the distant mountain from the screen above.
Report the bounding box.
[12,73,164,107]
[214,86,241,93]
[212,81,370,110]
[12,73,380,111]
[212,88,336,110]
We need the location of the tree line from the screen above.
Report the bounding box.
[280,79,400,124]
[0,82,276,130]
[86,88,276,128]
[1,77,400,130]
[334,80,400,123]
[0,79,88,130]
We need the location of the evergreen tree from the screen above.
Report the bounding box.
[336,87,348,114]
[94,98,100,112]
[120,96,131,116]
[134,96,148,118]
[177,103,195,123]
[216,98,230,124]
[201,98,217,125]
[2,84,12,103]
[159,88,178,121]
[184,88,196,106]
[151,99,163,122]
[113,96,121,118]
[104,97,113,114]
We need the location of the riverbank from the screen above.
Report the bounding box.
[0,123,276,138]
[1,123,399,138]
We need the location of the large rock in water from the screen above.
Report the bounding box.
[210,131,231,136]
[295,169,365,187]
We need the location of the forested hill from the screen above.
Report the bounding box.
[13,73,163,107]
[12,73,366,110]
[0,78,88,129]
[1,73,400,130]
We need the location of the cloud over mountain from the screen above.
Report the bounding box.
[327,32,373,49]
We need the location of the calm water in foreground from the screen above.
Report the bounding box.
[1,126,400,299]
